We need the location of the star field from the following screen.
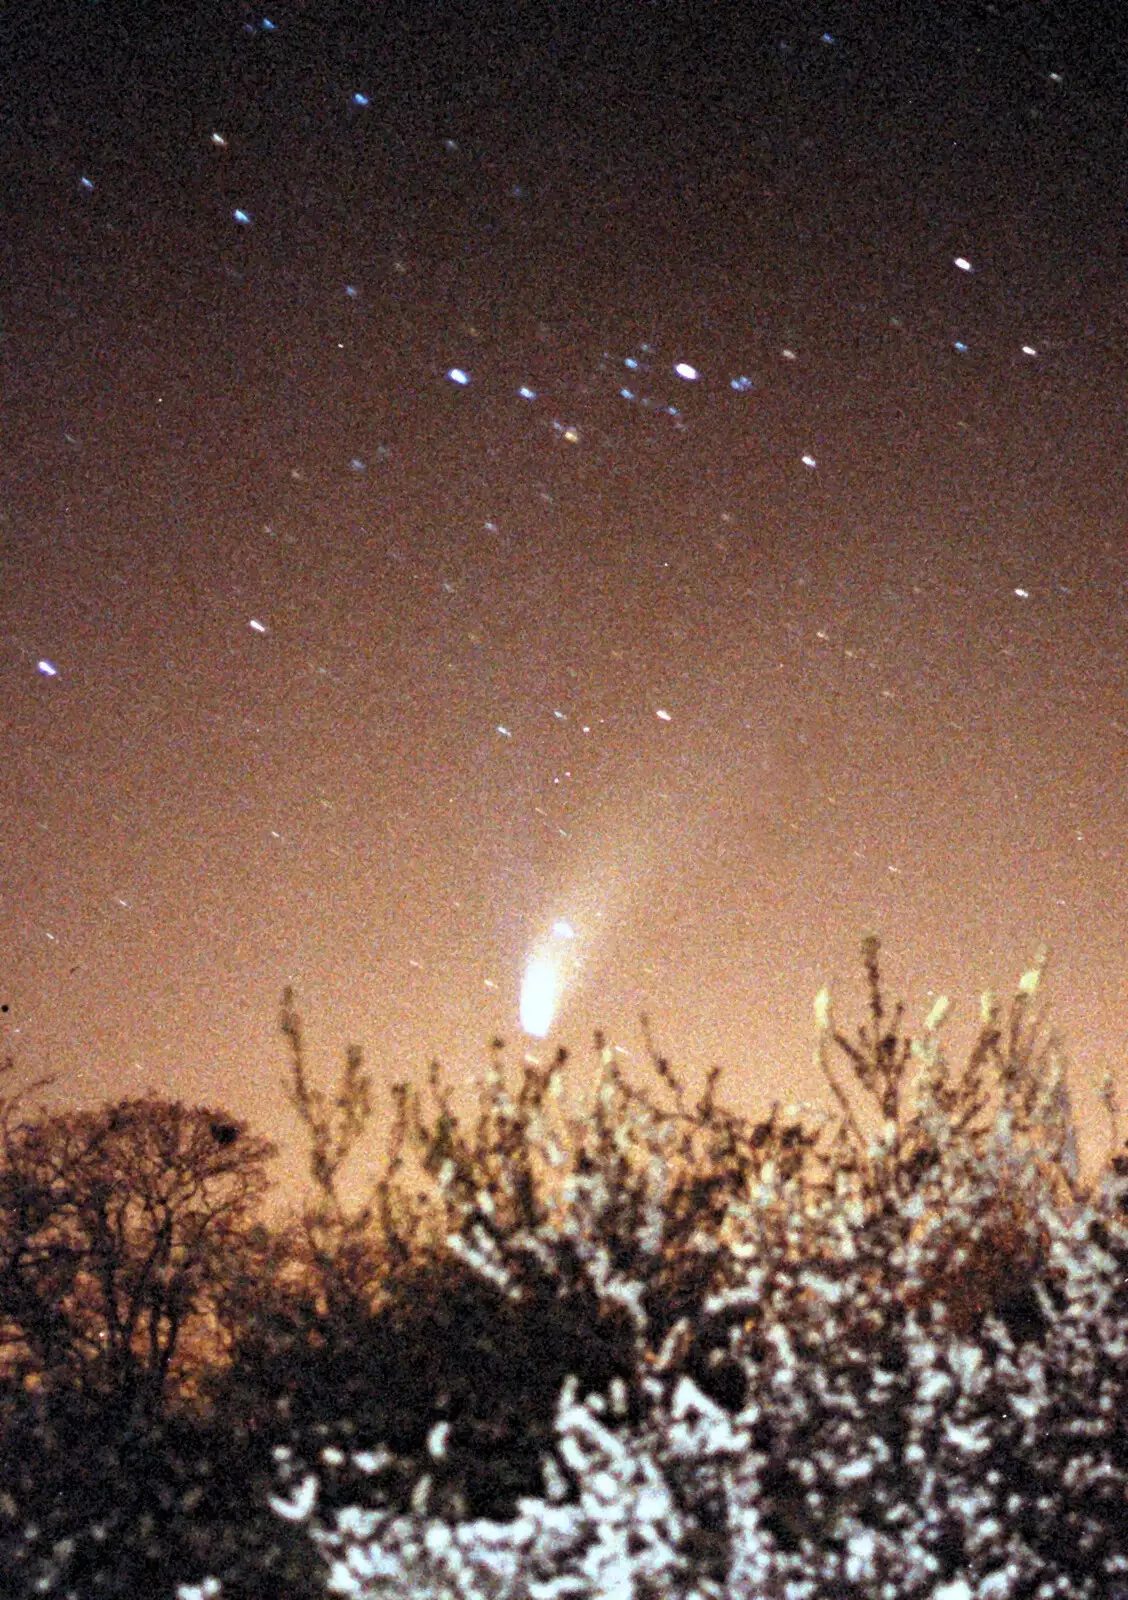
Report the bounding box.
[2,1,1127,1189]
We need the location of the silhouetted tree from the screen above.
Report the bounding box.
[0,1088,276,1414]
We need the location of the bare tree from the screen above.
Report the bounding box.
[0,1089,276,1413]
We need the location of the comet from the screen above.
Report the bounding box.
[519,921,576,1036]
[520,954,560,1038]
[515,771,694,1040]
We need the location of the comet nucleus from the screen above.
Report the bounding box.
[520,954,560,1037]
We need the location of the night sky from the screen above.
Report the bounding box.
[3,0,1128,1191]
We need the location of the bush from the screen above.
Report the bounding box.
[225,1001,821,1529]
[0,1383,324,1600]
[261,941,1128,1600]
[5,937,1126,1600]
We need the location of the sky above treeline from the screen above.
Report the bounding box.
[2,0,1127,1193]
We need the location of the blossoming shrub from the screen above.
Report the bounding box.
[265,942,1128,1600]
[220,1000,817,1536]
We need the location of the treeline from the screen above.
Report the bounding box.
[1,939,1126,1598]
